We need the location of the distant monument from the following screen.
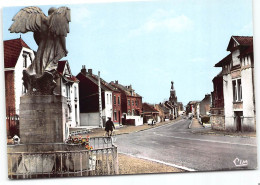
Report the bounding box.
[9,6,71,95]
[9,6,71,143]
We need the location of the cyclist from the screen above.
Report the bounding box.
[105,117,115,136]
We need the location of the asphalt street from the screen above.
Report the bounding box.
[115,119,257,172]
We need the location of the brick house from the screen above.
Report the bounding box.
[210,73,225,130]
[214,36,255,132]
[55,60,80,129]
[76,66,113,127]
[142,103,159,123]
[102,82,122,125]
[4,38,35,137]
[154,103,170,122]
[110,81,143,126]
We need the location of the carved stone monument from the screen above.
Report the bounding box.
[9,6,71,144]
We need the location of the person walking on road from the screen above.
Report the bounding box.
[105,117,115,136]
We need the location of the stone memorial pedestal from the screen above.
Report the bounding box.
[19,95,68,144]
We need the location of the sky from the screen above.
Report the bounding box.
[2,0,253,105]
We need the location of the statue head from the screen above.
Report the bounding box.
[48,7,56,15]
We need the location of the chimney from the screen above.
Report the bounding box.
[115,80,118,84]
[88,69,92,75]
[81,65,87,76]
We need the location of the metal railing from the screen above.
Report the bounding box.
[8,137,118,179]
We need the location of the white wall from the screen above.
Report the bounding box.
[59,63,80,128]
[14,47,34,114]
[223,73,234,130]
[241,64,255,130]
[126,115,143,126]
[104,91,113,122]
[80,112,99,126]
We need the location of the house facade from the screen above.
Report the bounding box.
[55,60,80,128]
[4,38,34,137]
[200,94,211,116]
[110,81,143,126]
[99,79,122,126]
[154,103,170,122]
[77,66,113,127]
[142,103,160,123]
[214,36,255,132]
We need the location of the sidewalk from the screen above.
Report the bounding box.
[190,118,256,138]
[73,117,182,138]
[190,118,203,129]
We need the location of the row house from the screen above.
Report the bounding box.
[4,38,34,137]
[196,94,211,123]
[154,103,170,122]
[200,94,211,116]
[99,78,122,126]
[55,60,80,129]
[214,36,255,132]
[76,66,113,127]
[177,102,184,115]
[164,101,175,120]
[186,101,200,117]
[110,81,143,126]
[210,73,225,130]
[142,103,160,123]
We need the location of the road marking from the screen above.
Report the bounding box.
[119,152,196,172]
[153,133,257,147]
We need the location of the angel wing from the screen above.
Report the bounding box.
[9,6,46,33]
[49,7,71,37]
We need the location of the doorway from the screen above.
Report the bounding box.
[234,111,243,132]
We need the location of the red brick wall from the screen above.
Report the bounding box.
[126,96,142,115]
[5,71,16,135]
[112,91,122,123]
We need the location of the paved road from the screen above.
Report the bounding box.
[115,119,257,171]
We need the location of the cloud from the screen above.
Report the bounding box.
[129,9,193,37]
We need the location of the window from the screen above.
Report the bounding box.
[118,96,120,105]
[135,100,137,106]
[128,99,130,106]
[132,109,135,116]
[114,95,116,104]
[66,85,71,99]
[107,94,109,104]
[114,111,117,121]
[233,79,242,102]
[132,100,134,106]
[22,53,28,68]
[74,86,77,100]
[110,94,112,104]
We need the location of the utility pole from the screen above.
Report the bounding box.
[98,71,103,128]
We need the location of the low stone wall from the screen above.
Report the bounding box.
[210,115,225,131]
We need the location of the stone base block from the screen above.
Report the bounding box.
[19,95,68,144]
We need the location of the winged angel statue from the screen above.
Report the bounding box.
[9,6,71,95]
